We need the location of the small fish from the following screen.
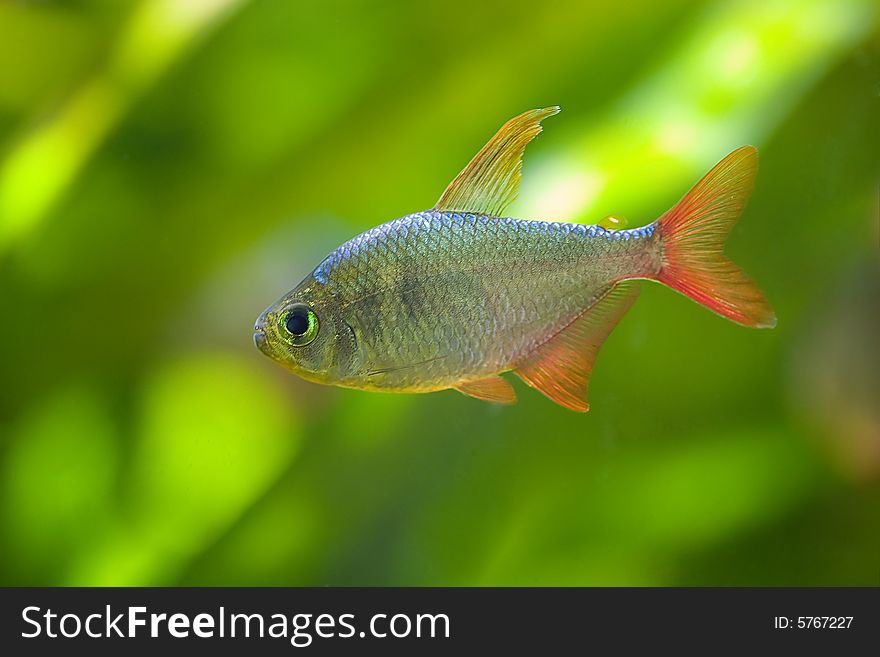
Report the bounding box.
[254,107,775,411]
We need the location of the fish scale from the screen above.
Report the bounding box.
[312,211,655,390]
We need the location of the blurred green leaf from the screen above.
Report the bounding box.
[66,354,299,585]
[1,387,118,584]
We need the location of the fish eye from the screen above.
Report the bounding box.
[279,304,319,346]
[286,310,309,335]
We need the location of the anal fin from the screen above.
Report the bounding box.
[454,376,517,405]
[514,283,640,412]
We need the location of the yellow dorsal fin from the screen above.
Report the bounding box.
[433,107,560,217]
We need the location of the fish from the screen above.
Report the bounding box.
[254,107,776,412]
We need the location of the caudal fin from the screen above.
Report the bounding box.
[653,146,776,328]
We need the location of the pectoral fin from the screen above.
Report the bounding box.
[434,107,559,217]
[454,376,517,405]
[514,283,640,412]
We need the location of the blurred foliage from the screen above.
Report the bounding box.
[0,0,877,586]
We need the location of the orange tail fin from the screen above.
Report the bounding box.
[653,146,776,328]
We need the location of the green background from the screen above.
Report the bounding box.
[1,0,877,586]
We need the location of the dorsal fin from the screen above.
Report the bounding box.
[433,107,560,217]
[514,283,640,412]
[454,376,517,405]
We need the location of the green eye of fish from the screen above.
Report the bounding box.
[280,305,319,346]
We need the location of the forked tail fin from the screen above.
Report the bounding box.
[653,146,776,328]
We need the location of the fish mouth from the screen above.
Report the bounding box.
[254,309,270,332]
[253,329,269,353]
[253,310,271,354]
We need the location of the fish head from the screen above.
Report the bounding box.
[254,276,361,385]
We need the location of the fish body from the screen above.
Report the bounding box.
[304,212,656,391]
[255,108,775,411]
